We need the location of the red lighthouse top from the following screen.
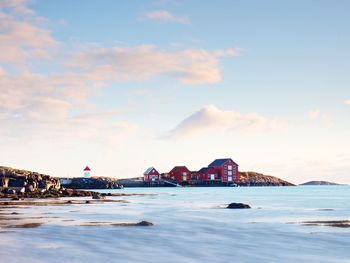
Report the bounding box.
[84,166,91,171]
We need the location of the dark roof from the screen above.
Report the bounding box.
[208,158,235,167]
[170,166,190,172]
[198,167,208,173]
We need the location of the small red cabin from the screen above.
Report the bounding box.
[197,167,220,181]
[208,158,239,183]
[168,166,191,182]
[143,167,160,182]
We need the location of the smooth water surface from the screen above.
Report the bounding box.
[0,186,349,263]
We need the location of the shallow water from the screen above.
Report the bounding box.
[1,186,350,263]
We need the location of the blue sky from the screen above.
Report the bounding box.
[0,0,349,183]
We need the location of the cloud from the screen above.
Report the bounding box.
[164,105,288,139]
[307,109,320,119]
[306,109,334,127]
[70,45,240,85]
[0,0,34,14]
[0,1,239,144]
[143,10,190,24]
[344,99,350,106]
[0,1,58,64]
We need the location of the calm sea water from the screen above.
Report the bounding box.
[1,186,350,263]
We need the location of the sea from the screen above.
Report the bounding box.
[0,186,349,263]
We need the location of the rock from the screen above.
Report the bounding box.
[227,203,251,209]
[92,193,106,200]
[238,171,294,186]
[25,185,35,193]
[3,188,16,194]
[61,177,120,189]
[135,221,153,226]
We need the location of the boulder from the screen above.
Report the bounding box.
[227,203,251,209]
[135,221,153,226]
[25,185,35,193]
[92,193,106,200]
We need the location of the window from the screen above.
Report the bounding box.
[228,165,232,170]
[228,171,232,176]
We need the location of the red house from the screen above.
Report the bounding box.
[208,158,239,183]
[143,167,160,182]
[168,166,191,182]
[197,167,220,181]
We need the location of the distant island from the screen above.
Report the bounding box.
[300,181,342,186]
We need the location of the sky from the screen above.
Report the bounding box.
[0,0,349,184]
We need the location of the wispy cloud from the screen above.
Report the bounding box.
[0,1,58,64]
[143,10,190,24]
[70,45,240,85]
[306,109,334,127]
[344,99,350,106]
[0,1,240,143]
[307,109,320,119]
[164,105,288,139]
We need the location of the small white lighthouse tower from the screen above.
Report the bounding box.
[83,166,91,177]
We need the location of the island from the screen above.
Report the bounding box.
[300,181,342,186]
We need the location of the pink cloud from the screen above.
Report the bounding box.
[0,2,58,64]
[307,109,320,119]
[344,99,350,106]
[144,10,190,24]
[164,105,288,139]
[70,45,240,85]
[0,1,239,143]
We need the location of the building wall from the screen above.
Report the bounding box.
[169,167,191,182]
[144,168,160,182]
[198,167,219,181]
[214,160,239,183]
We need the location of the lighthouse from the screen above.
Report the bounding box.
[83,166,91,177]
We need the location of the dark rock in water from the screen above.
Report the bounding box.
[135,221,154,226]
[92,193,106,200]
[227,203,251,209]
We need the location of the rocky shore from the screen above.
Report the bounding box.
[0,166,113,199]
[1,166,294,199]
[238,171,294,186]
[61,177,122,189]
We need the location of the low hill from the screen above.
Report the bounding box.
[238,171,294,186]
[300,181,341,186]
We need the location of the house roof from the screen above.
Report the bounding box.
[84,166,91,171]
[198,167,208,173]
[143,167,158,175]
[208,158,236,167]
[170,166,190,173]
